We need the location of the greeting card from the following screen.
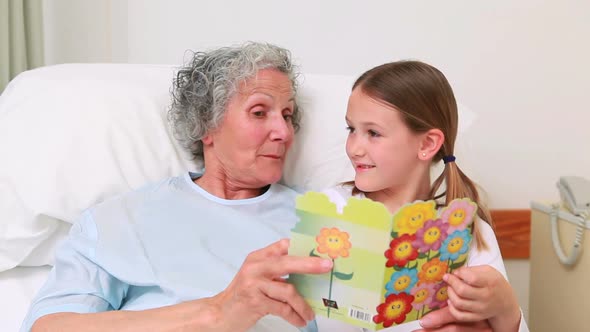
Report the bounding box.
[288,192,476,330]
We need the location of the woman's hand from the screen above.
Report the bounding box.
[31,239,331,332]
[209,238,333,331]
[418,265,521,332]
[413,307,491,332]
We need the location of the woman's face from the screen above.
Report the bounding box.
[205,69,295,188]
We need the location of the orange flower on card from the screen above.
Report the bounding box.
[418,258,448,284]
[316,227,352,259]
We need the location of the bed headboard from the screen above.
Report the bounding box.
[492,209,531,259]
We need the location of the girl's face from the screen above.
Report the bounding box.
[345,88,423,194]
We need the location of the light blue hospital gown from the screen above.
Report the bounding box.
[20,172,305,332]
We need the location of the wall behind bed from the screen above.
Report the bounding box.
[42,0,590,209]
[41,0,590,322]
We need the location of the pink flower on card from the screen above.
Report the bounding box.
[413,219,449,253]
[430,283,449,309]
[410,284,436,311]
[440,198,477,233]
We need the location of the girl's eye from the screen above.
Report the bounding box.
[368,129,380,137]
[283,113,293,122]
[346,126,355,133]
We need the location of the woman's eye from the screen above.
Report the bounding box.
[252,110,265,117]
[346,126,355,133]
[368,129,380,137]
[283,113,293,122]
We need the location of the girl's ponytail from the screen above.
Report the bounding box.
[430,157,492,250]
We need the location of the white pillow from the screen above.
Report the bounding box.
[0,64,477,272]
[0,65,357,271]
[0,64,198,271]
[282,74,355,192]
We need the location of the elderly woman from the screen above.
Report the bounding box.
[21,42,332,332]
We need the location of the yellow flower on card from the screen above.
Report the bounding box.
[394,201,437,235]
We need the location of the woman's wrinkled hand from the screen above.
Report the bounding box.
[209,238,333,331]
[413,306,492,332]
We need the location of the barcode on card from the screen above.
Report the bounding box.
[348,308,372,322]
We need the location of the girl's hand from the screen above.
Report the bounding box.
[443,265,521,331]
[209,239,333,331]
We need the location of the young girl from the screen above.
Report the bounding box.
[314,61,528,332]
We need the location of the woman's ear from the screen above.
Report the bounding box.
[201,134,213,146]
[418,128,444,160]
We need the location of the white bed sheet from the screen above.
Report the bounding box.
[0,266,51,331]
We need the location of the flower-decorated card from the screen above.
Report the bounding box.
[288,192,477,330]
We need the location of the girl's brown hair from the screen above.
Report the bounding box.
[352,60,492,249]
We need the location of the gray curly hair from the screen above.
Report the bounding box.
[168,42,301,161]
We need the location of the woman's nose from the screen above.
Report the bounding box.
[269,115,292,142]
